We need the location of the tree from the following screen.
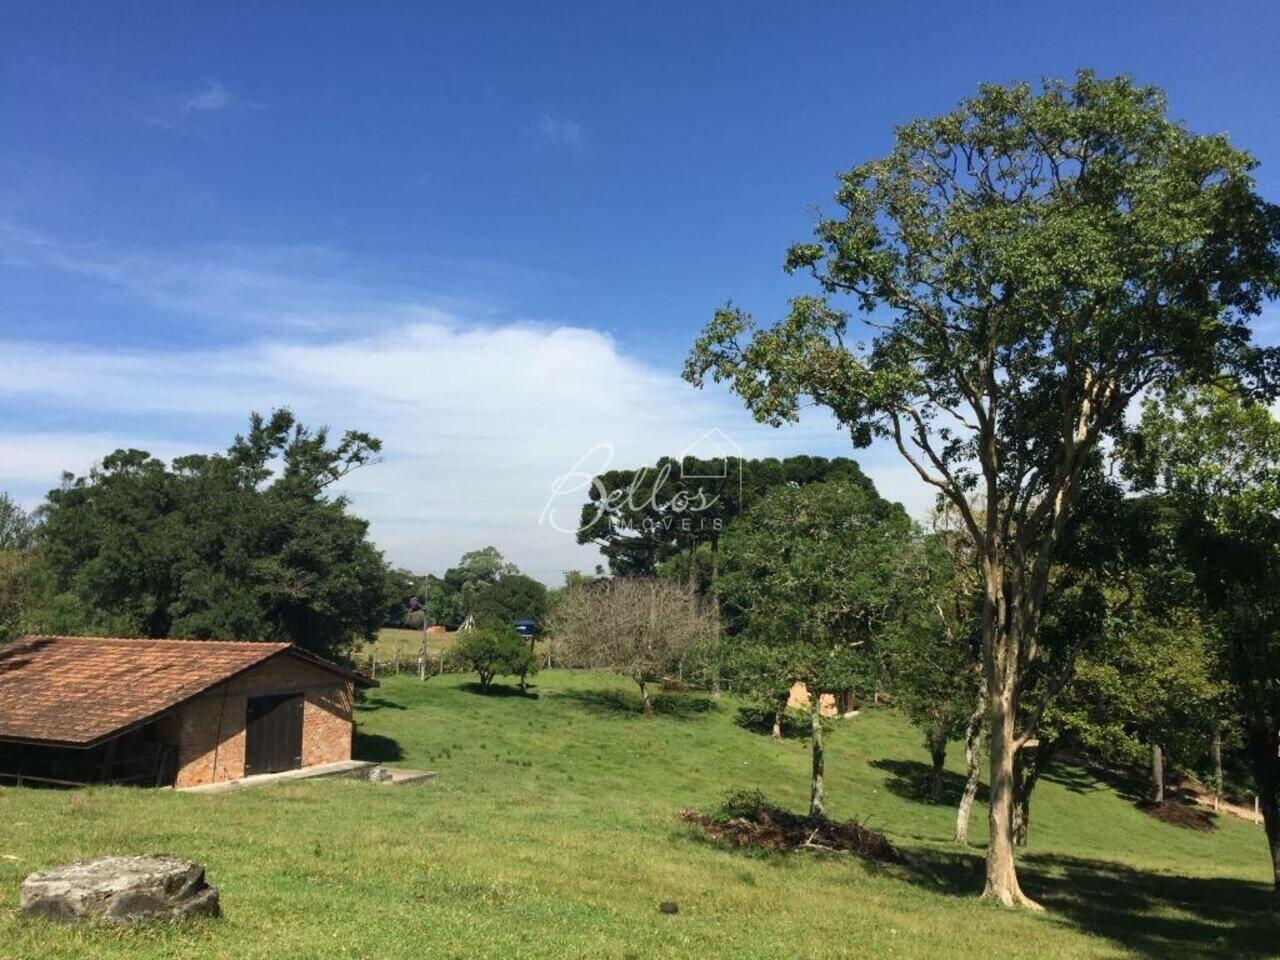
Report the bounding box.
[551,578,714,716]
[578,455,876,583]
[0,494,36,553]
[0,494,37,645]
[716,480,918,817]
[455,624,539,692]
[472,573,548,637]
[685,72,1280,907]
[423,547,532,630]
[1123,386,1280,906]
[28,410,395,659]
[884,532,981,805]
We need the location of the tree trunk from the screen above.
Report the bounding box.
[639,680,653,718]
[1266,799,1280,912]
[955,695,985,844]
[809,697,825,818]
[928,732,947,804]
[710,537,722,699]
[1212,727,1223,812]
[1152,744,1165,804]
[772,694,786,744]
[1243,723,1280,908]
[983,683,1041,910]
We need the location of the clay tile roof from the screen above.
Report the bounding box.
[0,635,371,748]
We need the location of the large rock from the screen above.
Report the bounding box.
[20,855,219,923]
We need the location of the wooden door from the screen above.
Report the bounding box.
[244,693,304,776]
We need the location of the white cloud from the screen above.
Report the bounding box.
[0,320,918,581]
[181,79,232,114]
[0,223,935,581]
[535,114,587,155]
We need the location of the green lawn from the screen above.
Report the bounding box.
[0,670,1273,959]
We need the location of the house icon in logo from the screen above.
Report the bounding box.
[678,428,743,481]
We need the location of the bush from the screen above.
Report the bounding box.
[710,789,771,825]
[454,626,538,691]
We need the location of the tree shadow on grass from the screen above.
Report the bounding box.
[353,731,404,763]
[1044,758,1217,829]
[734,706,808,740]
[894,846,1276,959]
[868,758,989,807]
[559,688,717,720]
[458,682,540,699]
[354,694,407,712]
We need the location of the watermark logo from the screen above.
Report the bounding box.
[538,430,744,536]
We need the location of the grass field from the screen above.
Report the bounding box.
[0,669,1274,959]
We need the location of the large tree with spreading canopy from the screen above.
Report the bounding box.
[685,71,1280,908]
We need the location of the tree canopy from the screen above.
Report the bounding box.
[577,455,877,582]
[686,71,1280,908]
[27,410,395,660]
[717,479,919,815]
[420,547,547,630]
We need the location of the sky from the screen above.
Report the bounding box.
[2,2,1278,582]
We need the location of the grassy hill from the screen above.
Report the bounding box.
[0,670,1273,959]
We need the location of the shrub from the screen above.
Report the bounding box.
[455,625,538,691]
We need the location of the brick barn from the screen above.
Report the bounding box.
[0,635,376,789]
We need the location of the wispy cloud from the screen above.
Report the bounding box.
[138,77,257,134]
[0,224,931,579]
[180,78,232,114]
[0,322,896,580]
[535,113,588,156]
[0,222,458,334]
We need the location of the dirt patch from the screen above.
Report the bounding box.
[1138,799,1217,831]
[680,790,902,863]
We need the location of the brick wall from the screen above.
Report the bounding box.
[169,655,355,788]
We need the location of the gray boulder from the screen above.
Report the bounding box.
[20,855,219,923]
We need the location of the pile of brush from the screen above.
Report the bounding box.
[680,789,902,863]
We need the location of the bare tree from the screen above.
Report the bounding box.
[551,578,715,716]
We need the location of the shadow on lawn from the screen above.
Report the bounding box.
[869,758,989,807]
[734,706,808,740]
[895,846,1276,959]
[1044,757,1215,829]
[353,731,404,763]
[354,694,407,712]
[458,682,540,699]
[559,688,717,720]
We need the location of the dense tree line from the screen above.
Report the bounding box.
[5,410,398,660]
[411,546,548,632]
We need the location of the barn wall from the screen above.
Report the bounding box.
[170,656,355,788]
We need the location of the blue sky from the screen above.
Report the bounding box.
[2,2,1279,580]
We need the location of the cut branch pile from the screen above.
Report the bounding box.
[1137,799,1217,832]
[680,795,902,863]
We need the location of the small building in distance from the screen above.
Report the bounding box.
[0,635,375,789]
[787,681,858,718]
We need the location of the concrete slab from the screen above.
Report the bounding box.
[177,759,377,794]
[379,768,436,787]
